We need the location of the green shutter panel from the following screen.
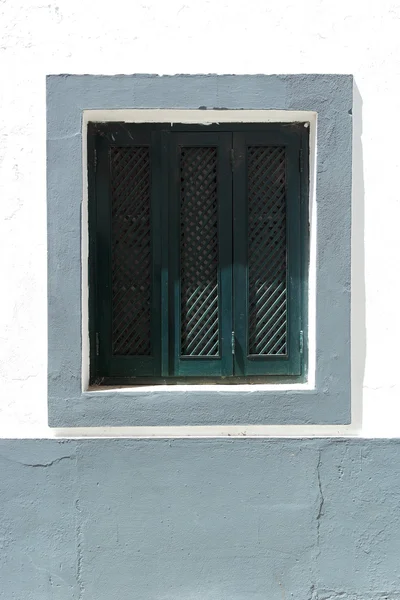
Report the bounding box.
[233,127,305,376]
[169,132,233,377]
[110,145,152,356]
[90,123,306,383]
[91,124,162,380]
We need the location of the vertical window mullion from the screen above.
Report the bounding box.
[217,133,234,376]
[232,133,248,376]
[159,130,170,377]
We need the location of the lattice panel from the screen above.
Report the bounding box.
[247,146,288,356]
[110,146,152,356]
[180,147,220,356]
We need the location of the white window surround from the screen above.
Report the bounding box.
[82,109,317,394]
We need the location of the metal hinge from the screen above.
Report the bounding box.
[96,332,100,356]
[231,331,235,355]
[230,148,235,172]
[299,149,303,173]
[299,330,304,354]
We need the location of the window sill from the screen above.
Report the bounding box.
[87,380,313,393]
[49,385,348,428]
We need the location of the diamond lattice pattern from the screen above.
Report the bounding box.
[248,146,287,356]
[180,147,220,357]
[110,146,152,356]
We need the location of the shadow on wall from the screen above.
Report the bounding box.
[351,81,366,429]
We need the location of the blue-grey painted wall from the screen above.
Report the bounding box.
[1,439,399,599]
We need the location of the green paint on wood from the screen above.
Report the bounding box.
[89,123,308,382]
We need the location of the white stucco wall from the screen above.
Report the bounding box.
[0,0,399,438]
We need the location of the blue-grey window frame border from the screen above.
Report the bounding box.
[47,74,352,427]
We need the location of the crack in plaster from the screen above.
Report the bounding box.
[75,448,84,600]
[28,555,72,593]
[313,591,400,600]
[48,131,80,141]
[0,453,74,468]
[312,449,326,599]
[316,449,325,550]
[76,499,84,600]
[9,373,40,382]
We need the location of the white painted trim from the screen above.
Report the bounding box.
[84,108,316,124]
[81,109,317,395]
[82,114,90,393]
[3,424,360,439]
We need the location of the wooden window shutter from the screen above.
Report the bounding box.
[91,124,163,380]
[168,132,233,377]
[232,127,305,376]
[89,123,307,383]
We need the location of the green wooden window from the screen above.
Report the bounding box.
[88,123,308,384]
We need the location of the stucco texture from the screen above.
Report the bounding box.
[0,0,400,435]
[1,438,400,600]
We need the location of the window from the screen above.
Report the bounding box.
[88,122,308,384]
[47,74,352,427]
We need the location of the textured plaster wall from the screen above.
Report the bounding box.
[1,5,400,597]
[1,438,400,600]
[0,0,400,435]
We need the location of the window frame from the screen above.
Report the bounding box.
[88,122,309,385]
[47,74,352,427]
